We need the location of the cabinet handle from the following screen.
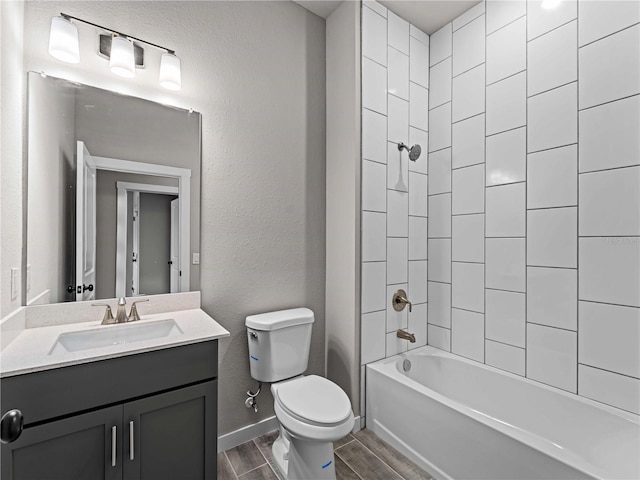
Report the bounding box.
[129,421,134,460]
[111,426,117,467]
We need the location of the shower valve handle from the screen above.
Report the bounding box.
[392,289,412,313]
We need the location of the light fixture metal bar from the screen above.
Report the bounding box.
[60,12,176,55]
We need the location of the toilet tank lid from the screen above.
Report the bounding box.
[246,308,314,331]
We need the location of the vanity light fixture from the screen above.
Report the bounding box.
[109,35,136,78]
[48,16,80,63]
[48,13,182,91]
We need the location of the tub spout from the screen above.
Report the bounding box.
[397,329,416,343]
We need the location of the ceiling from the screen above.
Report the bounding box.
[293,0,482,35]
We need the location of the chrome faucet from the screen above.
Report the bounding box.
[92,297,149,324]
[115,297,128,323]
[397,329,416,343]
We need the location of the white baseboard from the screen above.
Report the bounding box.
[352,415,363,433]
[217,416,279,453]
[218,415,363,452]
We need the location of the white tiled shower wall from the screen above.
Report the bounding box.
[360,1,430,365]
[361,0,640,416]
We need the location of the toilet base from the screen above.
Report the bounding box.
[271,427,337,480]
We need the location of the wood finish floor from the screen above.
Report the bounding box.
[218,428,435,480]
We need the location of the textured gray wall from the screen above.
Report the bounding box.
[20,1,326,436]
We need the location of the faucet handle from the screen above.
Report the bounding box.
[128,299,149,322]
[92,303,115,325]
[392,289,413,313]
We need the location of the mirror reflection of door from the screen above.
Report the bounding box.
[126,192,179,296]
[114,180,180,298]
[76,142,97,302]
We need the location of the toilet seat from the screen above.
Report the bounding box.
[272,376,354,442]
[274,375,352,427]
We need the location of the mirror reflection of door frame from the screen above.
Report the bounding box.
[115,182,180,297]
[88,150,191,298]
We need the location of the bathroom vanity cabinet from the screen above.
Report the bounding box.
[1,340,218,480]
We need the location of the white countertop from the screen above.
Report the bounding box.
[1,308,229,378]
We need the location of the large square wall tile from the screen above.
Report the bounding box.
[579,166,640,236]
[452,114,485,169]
[579,25,640,109]
[527,20,577,96]
[486,289,525,348]
[486,182,526,237]
[487,17,526,85]
[452,262,485,313]
[428,281,451,328]
[579,238,640,308]
[362,5,387,66]
[527,145,577,209]
[452,15,485,76]
[452,164,485,215]
[527,323,577,393]
[579,301,640,378]
[528,82,577,153]
[486,127,526,186]
[362,261,386,313]
[527,267,577,331]
[452,308,484,362]
[452,214,484,263]
[579,96,640,173]
[527,207,577,268]
[486,238,526,292]
[487,72,526,135]
[428,239,451,283]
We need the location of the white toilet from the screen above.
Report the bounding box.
[246,308,354,480]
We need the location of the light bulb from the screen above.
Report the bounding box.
[48,16,80,63]
[159,53,181,91]
[110,36,135,78]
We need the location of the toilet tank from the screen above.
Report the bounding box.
[245,308,314,383]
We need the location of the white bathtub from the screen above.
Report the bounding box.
[366,346,639,480]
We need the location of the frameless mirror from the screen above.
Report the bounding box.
[26,72,201,304]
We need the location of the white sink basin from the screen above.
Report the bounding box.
[49,319,183,355]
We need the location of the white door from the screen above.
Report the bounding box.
[131,192,140,296]
[170,198,180,293]
[75,141,97,301]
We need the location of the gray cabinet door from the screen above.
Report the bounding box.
[122,380,216,480]
[1,405,123,480]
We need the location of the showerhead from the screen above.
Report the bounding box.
[397,142,422,161]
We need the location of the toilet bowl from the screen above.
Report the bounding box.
[271,376,354,479]
[245,308,354,480]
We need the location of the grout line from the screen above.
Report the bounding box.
[486,337,526,350]
[525,204,578,211]
[452,306,485,315]
[430,54,452,70]
[578,163,640,176]
[526,321,577,334]
[527,142,578,155]
[486,13,527,37]
[577,21,640,49]
[224,451,240,480]
[451,111,484,125]
[449,24,454,356]
[350,436,406,480]
[486,68,527,88]
[527,80,577,100]
[577,299,640,309]
[578,93,640,113]
[452,61,485,80]
[485,286,526,294]
[485,124,526,138]
[452,8,485,33]
[527,17,577,43]
[362,54,387,70]
[578,363,640,381]
[485,180,526,189]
